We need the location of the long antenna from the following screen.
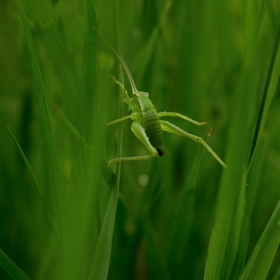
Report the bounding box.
[93,26,138,95]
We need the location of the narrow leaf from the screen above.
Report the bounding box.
[84,0,99,141]
[14,0,62,231]
[0,249,30,280]
[238,199,280,280]
[87,66,125,279]
[248,26,280,167]
[6,126,60,243]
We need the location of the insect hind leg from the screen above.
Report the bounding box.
[160,120,226,168]
[157,112,207,126]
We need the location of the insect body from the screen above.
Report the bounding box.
[95,29,226,168]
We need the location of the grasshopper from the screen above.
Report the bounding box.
[96,30,226,169]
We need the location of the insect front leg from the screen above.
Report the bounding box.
[106,113,138,126]
[157,112,207,126]
[160,120,226,168]
[111,75,135,110]
[106,121,159,168]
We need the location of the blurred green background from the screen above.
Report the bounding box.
[0,0,280,279]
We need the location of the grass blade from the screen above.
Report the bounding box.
[14,0,62,232]
[230,135,268,279]
[87,66,124,280]
[84,0,98,141]
[134,1,169,81]
[231,24,280,279]
[6,125,60,243]
[204,9,280,280]
[248,26,280,167]
[0,249,30,280]
[87,191,116,280]
[238,199,280,280]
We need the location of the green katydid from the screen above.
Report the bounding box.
[95,30,226,169]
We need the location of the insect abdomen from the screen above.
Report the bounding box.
[142,113,163,150]
[138,94,164,156]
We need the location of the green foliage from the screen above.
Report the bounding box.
[0,0,279,279]
[0,249,30,280]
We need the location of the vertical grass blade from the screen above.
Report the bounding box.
[204,7,280,279]
[84,0,98,142]
[14,0,62,232]
[134,1,169,81]
[0,249,30,280]
[87,66,124,280]
[87,191,117,280]
[204,28,261,280]
[231,24,280,279]
[238,199,280,280]
[230,136,267,279]
[248,26,280,167]
[271,261,280,280]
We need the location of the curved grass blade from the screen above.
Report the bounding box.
[6,126,60,243]
[238,199,280,280]
[0,249,30,280]
[87,66,124,280]
[14,0,62,232]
